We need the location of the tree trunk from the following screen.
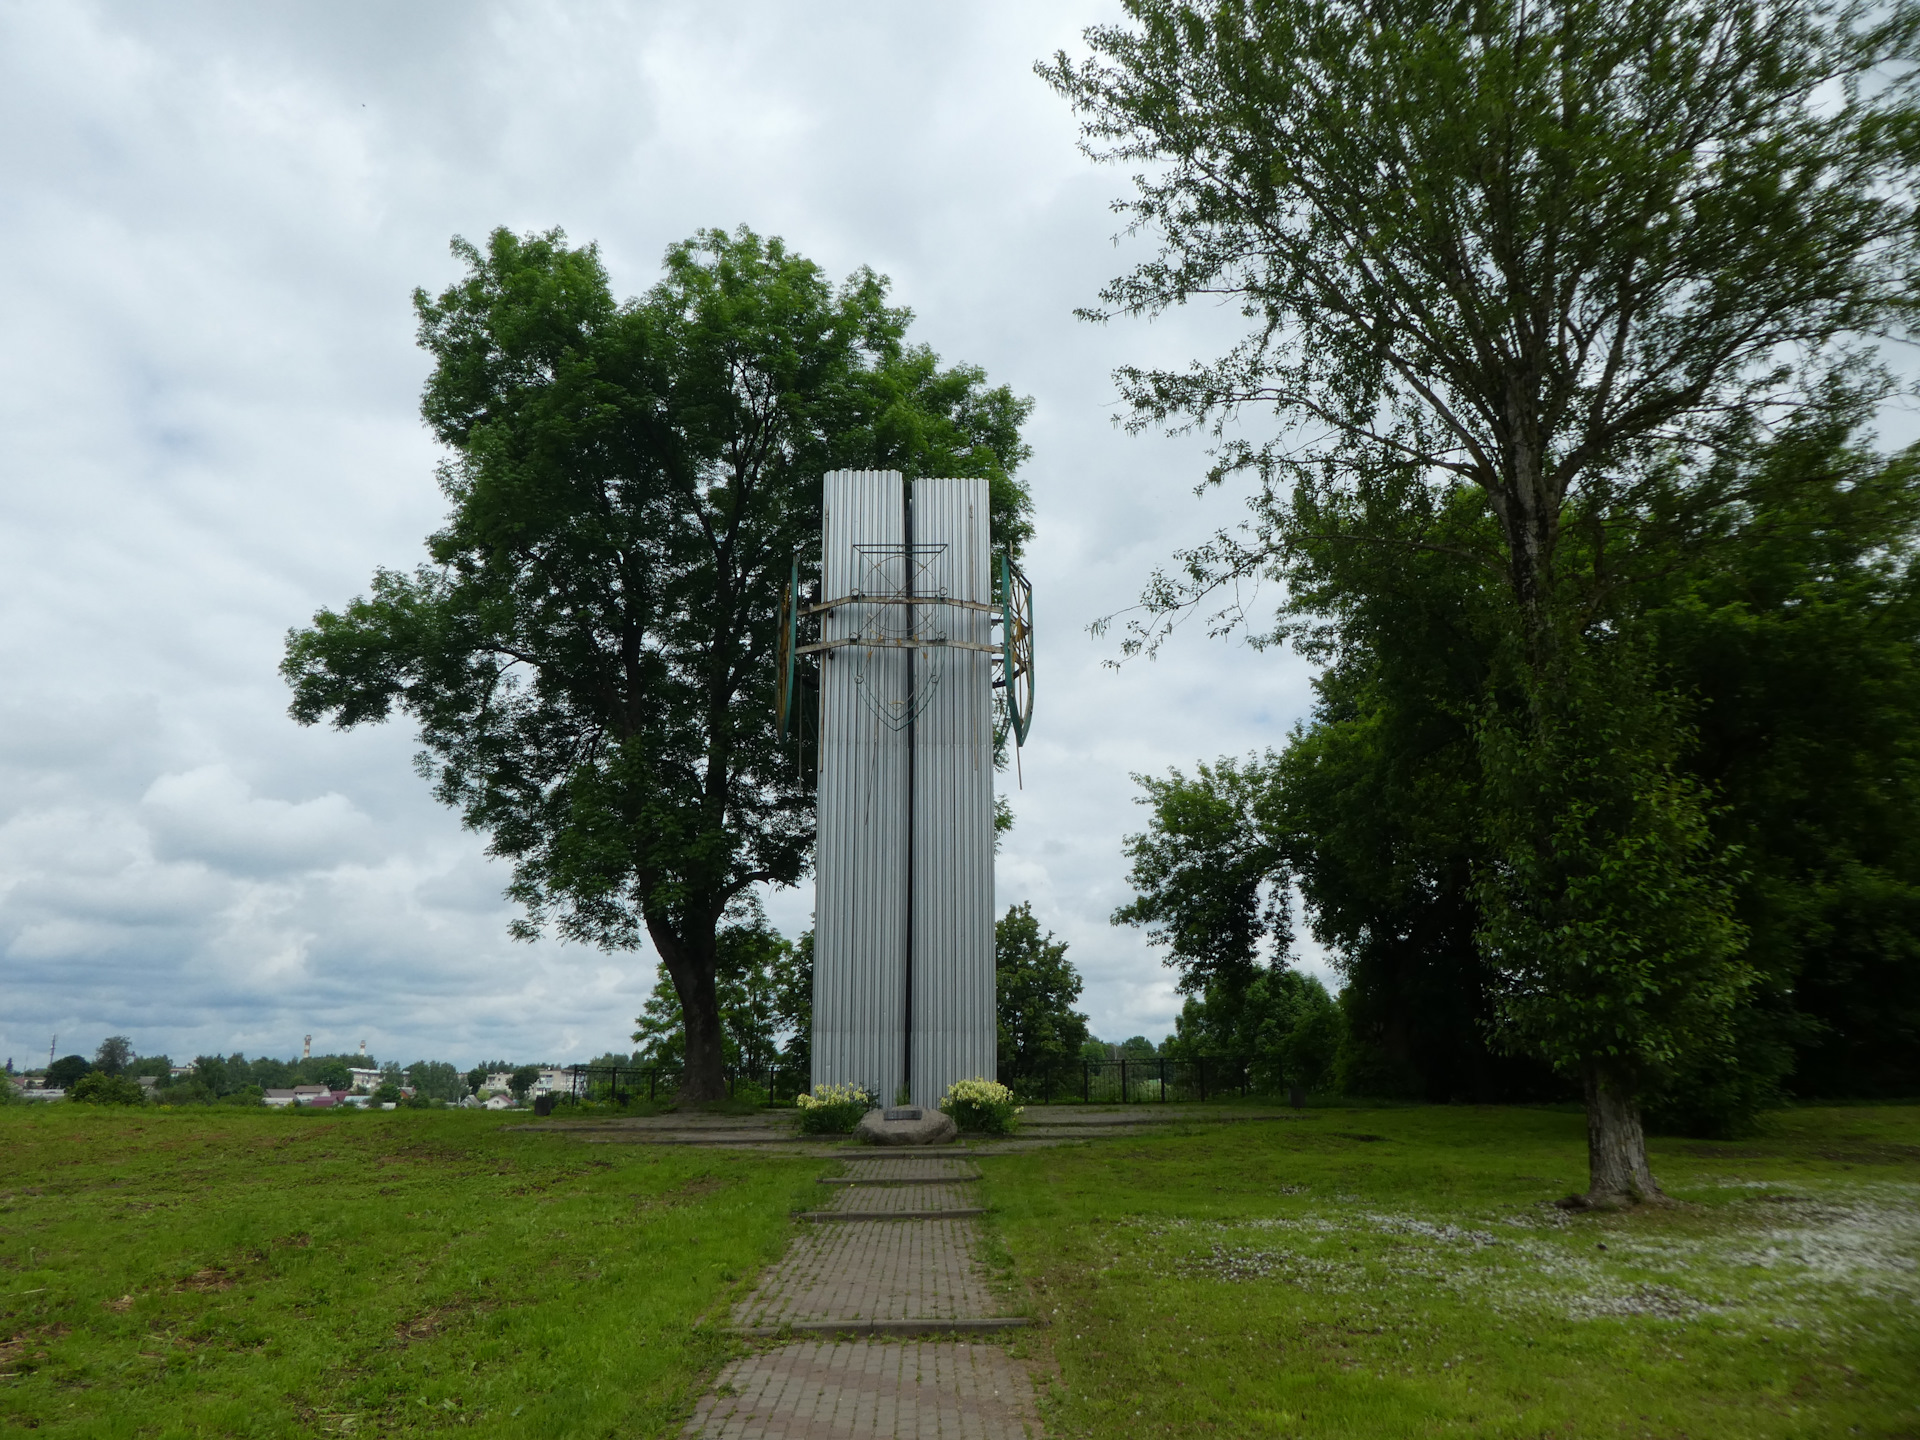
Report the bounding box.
[651,922,729,1105]
[1574,1062,1665,1208]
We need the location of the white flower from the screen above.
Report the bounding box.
[797,1082,873,1111]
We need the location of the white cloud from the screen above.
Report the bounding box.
[0,0,1347,1071]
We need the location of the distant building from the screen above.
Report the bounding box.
[483,1093,514,1110]
[347,1067,381,1093]
[264,1084,337,1109]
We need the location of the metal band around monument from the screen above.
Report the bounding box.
[998,553,1034,747]
[775,557,799,741]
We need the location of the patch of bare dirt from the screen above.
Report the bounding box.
[632,1174,732,1212]
[392,1297,497,1348]
[0,1323,69,1373]
[173,1266,235,1293]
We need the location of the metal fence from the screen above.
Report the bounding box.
[554,1056,1294,1108]
[558,1063,809,1106]
[1007,1056,1294,1106]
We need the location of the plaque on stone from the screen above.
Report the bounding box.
[856,1106,957,1147]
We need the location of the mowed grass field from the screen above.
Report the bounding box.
[0,1107,817,1438]
[5,1103,1916,1439]
[980,1104,1920,1439]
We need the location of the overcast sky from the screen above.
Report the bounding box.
[0,0,1347,1072]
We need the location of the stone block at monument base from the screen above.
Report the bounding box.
[855,1107,958,1147]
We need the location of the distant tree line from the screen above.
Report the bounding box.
[25,1039,521,1108]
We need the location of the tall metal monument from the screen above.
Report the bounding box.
[777,470,1034,1105]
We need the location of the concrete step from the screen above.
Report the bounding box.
[735,1317,1028,1338]
[798,1208,985,1222]
[816,1175,977,1186]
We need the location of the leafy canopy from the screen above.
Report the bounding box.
[995,903,1093,1092]
[283,225,1031,1098]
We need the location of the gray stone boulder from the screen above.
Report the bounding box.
[855,1106,957,1147]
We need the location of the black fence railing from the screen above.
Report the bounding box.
[553,1056,1297,1109]
[559,1063,809,1106]
[1007,1056,1299,1106]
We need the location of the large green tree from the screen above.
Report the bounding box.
[1046,0,1920,1205]
[285,225,1031,1101]
[630,910,809,1077]
[995,903,1092,1096]
[1121,411,1920,1128]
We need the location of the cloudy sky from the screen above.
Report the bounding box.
[0,0,1336,1072]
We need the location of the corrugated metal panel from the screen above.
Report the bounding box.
[812,471,909,1104]
[811,471,997,1107]
[906,476,997,1104]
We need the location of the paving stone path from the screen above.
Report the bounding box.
[685,1154,1040,1439]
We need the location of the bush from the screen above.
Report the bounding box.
[795,1083,873,1134]
[940,1078,1020,1135]
[70,1072,147,1106]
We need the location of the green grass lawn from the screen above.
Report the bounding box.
[981,1104,1920,1439]
[0,1105,817,1438]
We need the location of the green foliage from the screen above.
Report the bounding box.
[404,1060,465,1103]
[0,1105,818,1436]
[631,909,809,1074]
[154,1054,477,1108]
[994,903,1091,1097]
[92,1037,133,1076]
[1048,0,1920,1188]
[982,1104,1920,1437]
[1645,428,1920,1102]
[45,1055,90,1089]
[1164,966,1343,1092]
[1476,646,1751,1104]
[795,1083,872,1134]
[940,1078,1020,1135]
[283,223,1030,1097]
[777,931,814,1075]
[1042,0,1920,587]
[1115,757,1287,994]
[506,1066,540,1102]
[1118,413,1920,1127]
[308,1058,352,1092]
[69,1072,146,1106]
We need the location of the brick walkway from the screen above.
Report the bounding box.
[686,1340,1038,1439]
[687,1155,1039,1438]
[821,1184,979,1216]
[836,1158,982,1184]
[732,1219,997,1330]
